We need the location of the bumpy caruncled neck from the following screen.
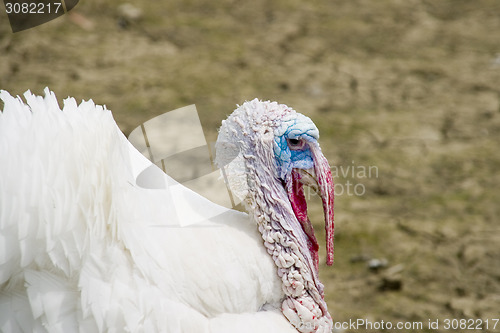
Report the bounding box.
[244,152,333,333]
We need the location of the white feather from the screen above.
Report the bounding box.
[0,89,296,332]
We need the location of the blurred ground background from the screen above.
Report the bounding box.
[1,0,500,332]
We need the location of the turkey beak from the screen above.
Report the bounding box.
[300,146,334,266]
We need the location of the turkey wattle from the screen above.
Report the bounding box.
[216,99,334,332]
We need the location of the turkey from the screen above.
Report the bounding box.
[0,89,334,333]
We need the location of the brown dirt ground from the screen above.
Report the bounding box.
[1,1,500,332]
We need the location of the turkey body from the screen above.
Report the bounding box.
[0,90,298,332]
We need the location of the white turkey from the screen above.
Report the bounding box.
[0,89,335,333]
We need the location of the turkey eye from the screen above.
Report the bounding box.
[287,138,305,150]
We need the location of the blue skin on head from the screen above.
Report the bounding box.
[273,114,319,180]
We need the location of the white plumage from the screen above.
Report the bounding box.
[0,89,334,333]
